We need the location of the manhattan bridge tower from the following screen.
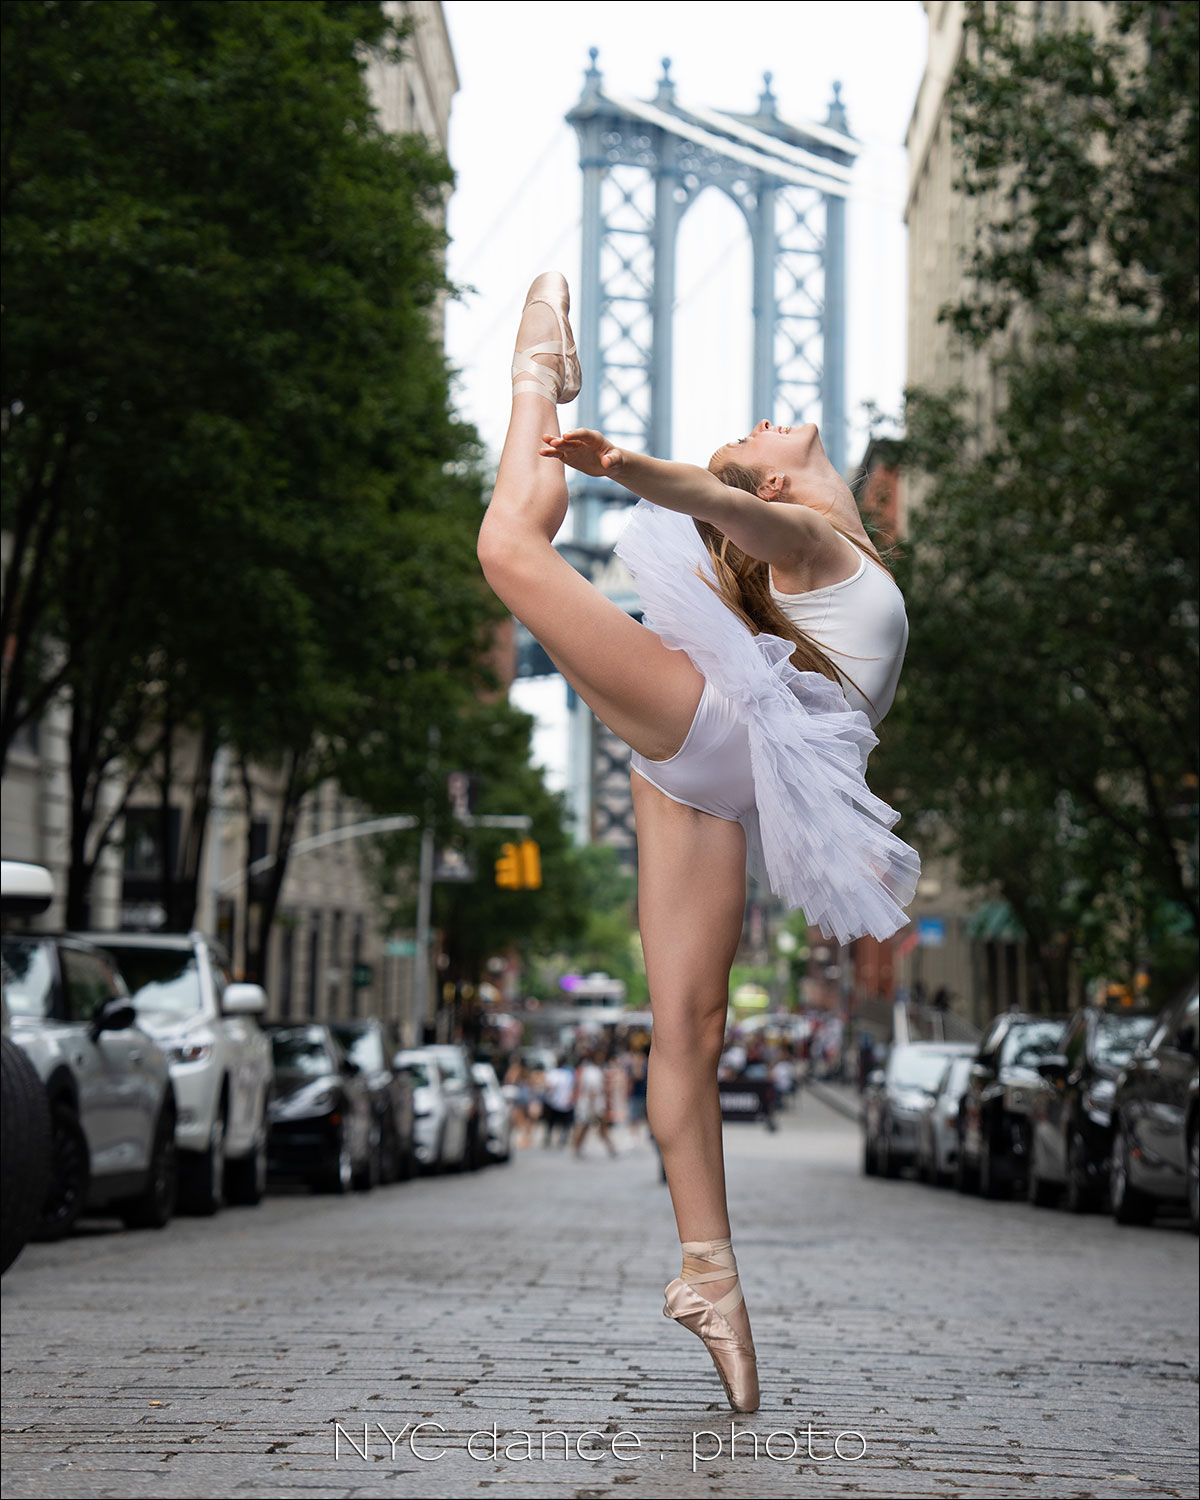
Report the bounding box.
[525,53,858,861]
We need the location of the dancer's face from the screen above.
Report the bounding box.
[719,420,820,476]
[713,420,848,516]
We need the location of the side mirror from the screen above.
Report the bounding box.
[90,996,135,1039]
[867,1069,886,1089]
[222,982,267,1017]
[1037,1054,1069,1081]
[341,1056,360,1076]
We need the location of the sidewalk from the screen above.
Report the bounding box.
[2,1087,1196,1498]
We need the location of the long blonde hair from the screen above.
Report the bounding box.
[702,455,877,694]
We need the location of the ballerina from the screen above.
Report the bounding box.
[477,271,918,1414]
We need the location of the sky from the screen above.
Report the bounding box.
[439,1,930,787]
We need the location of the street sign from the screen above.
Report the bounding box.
[385,939,416,957]
[917,918,947,947]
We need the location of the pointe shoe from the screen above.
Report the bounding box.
[663,1237,760,1413]
[511,271,581,404]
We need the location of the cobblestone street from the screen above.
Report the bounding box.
[2,1088,1197,1499]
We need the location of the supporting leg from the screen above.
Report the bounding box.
[632,772,755,1351]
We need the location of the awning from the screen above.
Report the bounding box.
[966,900,1025,943]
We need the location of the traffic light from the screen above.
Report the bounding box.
[495,842,522,889]
[494,839,541,890]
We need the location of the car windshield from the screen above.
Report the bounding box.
[1000,1021,1065,1069]
[1095,1013,1156,1067]
[270,1027,332,1076]
[108,946,203,1019]
[401,1060,433,1088]
[331,1026,384,1072]
[887,1047,956,1092]
[1,937,55,1018]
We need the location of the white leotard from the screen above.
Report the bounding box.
[769,534,909,728]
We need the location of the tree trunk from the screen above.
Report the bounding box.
[176,721,218,930]
[244,744,312,986]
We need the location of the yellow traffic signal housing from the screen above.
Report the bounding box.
[495,842,522,889]
[519,838,542,889]
[494,838,541,890]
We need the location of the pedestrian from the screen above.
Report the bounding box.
[541,1053,575,1148]
[477,271,918,1415]
[771,1047,796,1110]
[571,1049,617,1158]
[624,1037,649,1141]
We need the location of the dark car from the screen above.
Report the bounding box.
[328,1018,415,1185]
[1028,1007,1157,1212]
[863,1041,976,1178]
[1108,984,1199,1229]
[956,1013,1067,1198]
[264,1023,373,1194]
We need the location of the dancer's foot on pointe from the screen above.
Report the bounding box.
[663,1238,760,1412]
[511,271,581,404]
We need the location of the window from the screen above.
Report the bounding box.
[0,938,56,1018]
[60,947,120,1024]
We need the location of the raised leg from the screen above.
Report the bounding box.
[632,772,754,1351]
[477,297,703,762]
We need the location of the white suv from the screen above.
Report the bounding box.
[77,932,273,1214]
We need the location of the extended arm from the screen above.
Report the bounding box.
[540,429,826,569]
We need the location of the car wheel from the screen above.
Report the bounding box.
[1027,1157,1058,1208]
[33,1098,91,1242]
[315,1130,354,1195]
[1,1038,53,1273]
[225,1118,268,1207]
[1188,1118,1199,1237]
[954,1128,977,1195]
[979,1133,1008,1199]
[120,1103,178,1229]
[352,1128,379,1193]
[181,1111,226,1216]
[1110,1120,1155,1226]
[1064,1132,1094,1215]
[378,1116,399,1186]
[878,1123,898,1179]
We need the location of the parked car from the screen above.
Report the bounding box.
[393,1049,471,1172]
[472,1061,513,1162]
[1108,983,1199,1229]
[421,1043,488,1169]
[1028,1007,1157,1212]
[1,1018,53,1273]
[328,1018,415,1184]
[956,1014,1067,1198]
[78,931,273,1213]
[915,1052,976,1186]
[1,928,177,1238]
[863,1041,976,1178]
[264,1023,373,1193]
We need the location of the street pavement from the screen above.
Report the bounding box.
[2,1087,1197,1500]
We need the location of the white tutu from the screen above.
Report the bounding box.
[613,500,920,944]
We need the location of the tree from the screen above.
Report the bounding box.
[2,1,500,933]
[876,1,1198,1006]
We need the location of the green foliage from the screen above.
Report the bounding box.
[1,1,504,929]
[876,1,1198,1006]
[360,699,590,985]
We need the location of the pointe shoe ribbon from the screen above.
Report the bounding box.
[511,271,582,404]
[663,1238,760,1413]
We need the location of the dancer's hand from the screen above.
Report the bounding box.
[540,429,625,478]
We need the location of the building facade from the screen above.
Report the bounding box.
[892,0,1114,1025]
